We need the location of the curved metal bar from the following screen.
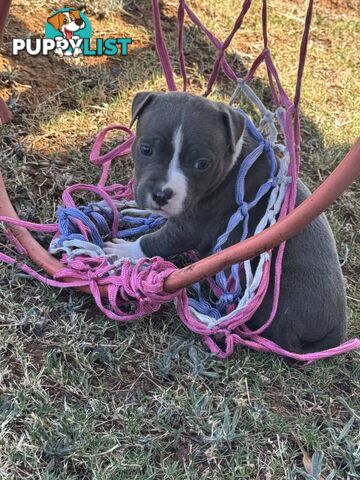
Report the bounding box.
[0,173,107,295]
[163,138,360,292]
[1,139,359,295]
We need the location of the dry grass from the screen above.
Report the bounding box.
[0,0,359,479]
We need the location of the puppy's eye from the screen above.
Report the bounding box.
[63,17,69,23]
[194,159,209,171]
[140,144,153,157]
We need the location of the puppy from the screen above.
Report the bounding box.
[105,92,347,354]
[47,9,85,57]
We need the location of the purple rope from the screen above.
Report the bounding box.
[204,0,253,96]
[294,0,314,109]
[1,1,359,363]
[262,0,268,50]
[151,0,177,91]
[178,0,188,91]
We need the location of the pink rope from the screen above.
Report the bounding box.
[148,0,360,361]
[177,1,187,91]
[0,216,58,232]
[4,229,28,256]
[182,1,237,82]
[204,0,253,96]
[0,0,358,363]
[151,0,178,91]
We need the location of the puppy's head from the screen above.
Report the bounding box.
[47,10,85,39]
[130,92,246,218]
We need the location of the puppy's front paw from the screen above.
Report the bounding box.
[104,238,145,262]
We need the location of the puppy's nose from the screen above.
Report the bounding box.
[75,19,84,26]
[152,188,173,207]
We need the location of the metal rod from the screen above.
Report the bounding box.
[163,138,360,292]
[0,173,106,295]
[1,138,359,295]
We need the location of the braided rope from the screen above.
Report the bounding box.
[1,0,359,362]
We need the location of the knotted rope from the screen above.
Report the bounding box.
[0,0,359,362]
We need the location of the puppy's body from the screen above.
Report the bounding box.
[249,182,346,353]
[105,92,346,353]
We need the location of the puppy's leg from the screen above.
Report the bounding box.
[104,220,198,261]
[104,237,144,261]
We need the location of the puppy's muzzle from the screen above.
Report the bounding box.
[152,188,173,207]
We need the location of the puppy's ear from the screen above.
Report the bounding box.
[222,106,246,155]
[130,92,156,128]
[47,12,63,31]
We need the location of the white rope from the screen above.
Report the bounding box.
[189,80,292,327]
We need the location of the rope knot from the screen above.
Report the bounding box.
[263,109,273,123]
[221,293,236,303]
[87,270,100,281]
[147,215,162,229]
[264,140,272,153]
[268,209,276,222]
[275,106,285,118]
[213,327,231,337]
[217,292,237,311]
[240,203,249,218]
[277,174,292,186]
[269,176,277,188]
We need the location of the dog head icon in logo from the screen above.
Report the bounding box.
[45,8,92,57]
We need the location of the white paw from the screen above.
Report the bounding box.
[104,238,145,261]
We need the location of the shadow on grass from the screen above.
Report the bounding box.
[0,5,359,480]
[1,2,327,183]
[2,1,356,316]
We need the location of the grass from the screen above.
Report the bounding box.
[0,0,359,478]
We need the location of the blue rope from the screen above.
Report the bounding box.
[56,204,166,249]
[57,207,104,248]
[54,109,281,323]
[188,283,222,319]
[117,215,166,238]
[189,111,280,318]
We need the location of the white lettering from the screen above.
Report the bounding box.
[12,39,25,55]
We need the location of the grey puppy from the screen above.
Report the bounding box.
[104,92,346,353]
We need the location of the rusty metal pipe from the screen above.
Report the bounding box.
[1,138,359,295]
[163,138,360,292]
